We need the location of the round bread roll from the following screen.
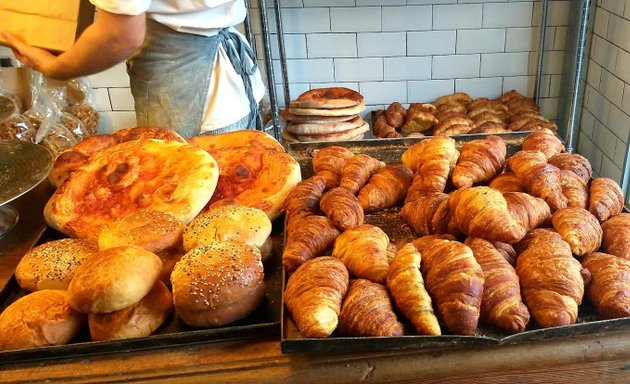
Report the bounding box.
[67,246,163,313]
[98,209,185,253]
[0,290,85,351]
[15,239,98,292]
[171,241,264,327]
[88,281,173,341]
[182,205,273,262]
[157,248,184,287]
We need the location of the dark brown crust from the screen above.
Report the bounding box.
[289,87,364,109]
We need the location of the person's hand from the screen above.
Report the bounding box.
[1,31,59,77]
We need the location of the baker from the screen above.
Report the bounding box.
[1,0,265,138]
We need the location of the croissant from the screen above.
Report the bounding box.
[337,279,404,337]
[409,103,437,114]
[452,135,507,188]
[435,92,473,108]
[493,241,518,267]
[401,110,438,133]
[488,172,524,193]
[497,89,528,104]
[521,129,565,160]
[507,150,568,211]
[589,177,624,222]
[559,170,588,209]
[320,187,364,231]
[552,207,602,256]
[312,146,355,189]
[357,165,413,212]
[284,175,327,222]
[339,154,385,195]
[582,252,630,319]
[433,123,473,136]
[405,136,460,195]
[387,243,441,336]
[283,215,340,273]
[373,113,402,139]
[464,237,530,333]
[515,229,587,327]
[419,238,484,335]
[284,257,349,338]
[449,187,527,244]
[411,234,457,253]
[435,105,466,121]
[468,122,508,134]
[332,224,390,284]
[601,213,630,260]
[386,102,407,128]
[401,139,427,172]
[503,192,552,230]
[548,153,592,184]
[400,192,452,236]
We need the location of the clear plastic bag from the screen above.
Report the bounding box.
[0,113,36,142]
[37,117,78,157]
[63,77,100,135]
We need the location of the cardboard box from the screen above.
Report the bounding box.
[0,1,95,53]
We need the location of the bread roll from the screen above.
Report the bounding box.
[15,239,97,292]
[98,209,185,253]
[67,246,163,313]
[0,290,85,351]
[182,205,273,262]
[157,248,184,287]
[88,281,173,341]
[171,241,265,327]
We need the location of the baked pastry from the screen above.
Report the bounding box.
[289,87,364,109]
[357,165,413,212]
[552,207,602,256]
[171,241,265,327]
[284,175,327,223]
[320,187,364,231]
[15,239,97,292]
[88,281,173,341]
[521,129,565,160]
[452,135,507,188]
[97,209,185,253]
[400,192,452,237]
[403,136,459,195]
[548,153,592,184]
[67,246,163,313]
[373,113,402,138]
[559,170,589,209]
[401,109,438,133]
[337,279,404,337]
[468,121,508,134]
[332,224,390,284]
[386,102,407,128]
[284,257,349,338]
[182,205,273,261]
[601,213,630,260]
[339,154,385,194]
[488,172,524,193]
[589,177,624,222]
[434,92,473,108]
[112,126,187,143]
[465,237,529,333]
[157,248,184,287]
[0,290,85,351]
[387,243,441,336]
[493,241,518,267]
[582,252,630,319]
[45,139,220,241]
[312,146,355,189]
[283,215,340,272]
[503,192,552,231]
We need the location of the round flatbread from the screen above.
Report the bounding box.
[289,87,363,109]
[279,109,357,124]
[295,122,369,142]
[44,139,219,241]
[286,116,365,135]
[288,102,366,117]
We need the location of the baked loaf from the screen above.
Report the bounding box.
[332,224,391,284]
[45,139,219,241]
[88,281,173,341]
[582,252,630,319]
[0,290,85,351]
[97,209,185,253]
[171,241,265,327]
[601,213,630,260]
[67,246,163,313]
[182,205,273,262]
[15,239,97,292]
[189,130,301,221]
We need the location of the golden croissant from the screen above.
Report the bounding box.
[357,165,413,212]
[283,215,340,273]
[552,207,602,256]
[521,129,565,160]
[332,224,390,284]
[589,177,624,222]
[404,136,460,197]
[284,175,327,223]
[320,187,364,231]
[548,153,592,184]
[489,172,524,193]
[339,154,385,195]
[582,252,630,319]
[503,192,551,231]
[400,192,453,237]
[601,213,630,260]
[452,135,507,188]
[559,170,588,209]
[312,146,355,189]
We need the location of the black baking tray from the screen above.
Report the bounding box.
[0,226,284,365]
[281,134,630,354]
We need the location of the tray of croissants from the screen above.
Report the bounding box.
[280,129,630,354]
[0,127,304,362]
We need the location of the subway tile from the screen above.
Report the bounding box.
[275,83,310,108]
[303,0,353,6]
[554,26,567,50]
[599,155,622,184]
[539,97,559,120]
[481,52,529,77]
[87,63,130,88]
[255,34,307,60]
[586,60,602,89]
[456,29,505,54]
[360,104,387,123]
[505,27,536,52]
[359,81,407,105]
[502,75,535,97]
[334,58,384,82]
[382,6,431,32]
[408,31,456,56]
[408,79,455,103]
[281,8,330,33]
[541,50,565,75]
[286,59,335,82]
[587,89,611,126]
[384,57,431,81]
[307,33,357,58]
[433,4,482,30]
[580,108,596,140]
[547,1,570,26]
[108,88,135,111]
[455,77,503,99]
[577,133,603,175]
[593,7,610,38]
[607,13,630,53]
[483,2,533,28]
[592,34,619,73]
[459,0,508,3]
[549,74,562,98]
[607,105,630,142]
[600,0,625,16]
[623,84,630,116]
[615,48,630,84]
[600,70,624,108]
[614,138,628,169]
[408,0,456,4]
[537,75,551,98]
[331,7,381,32]
[432,55,480,79]
[357,32,406,57]
[98,111,137,134]
[356,0,405,5]
[593,122,618,156]
[91,88,112,112]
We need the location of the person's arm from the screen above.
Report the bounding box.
[1,8,146,80]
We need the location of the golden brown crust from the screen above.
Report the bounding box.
[373,113,402,138]
[284,175,327,223]
[548,153,592,184]
[468,121,508,134]
[552,208,603,256]
[284,257,349,338]
[401,109,438,133]
[601,213,630,260]
[403,136,459,195]
[288,102,366,117]
[400,192,451,237]
[589,177,624,222]
[283,215,340,273]
[522,129,565,160]
[339,154,385,195]
[295,122,369,142]
[286,115,364,135]
[289,87,364,109]
[434,92,473,108]
[332,224,390,284]
[312,147,356,189]
[320,187,364,231]
[582,252,630,319]
[386,102,407,128]
[493,241,518,267]
[357,165,413,212]
[452,135,507,188]
[112,126,187,143]
[489,172,524,193]
[559,170,589,209]
[503,192,552,231]
[280,109,358,124]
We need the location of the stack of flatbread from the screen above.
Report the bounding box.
[281,87,368,143]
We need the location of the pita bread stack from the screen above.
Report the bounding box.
[281,87,368,143]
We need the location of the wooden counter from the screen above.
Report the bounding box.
[1,185,630,383]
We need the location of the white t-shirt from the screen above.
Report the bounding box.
[90,0,265,131]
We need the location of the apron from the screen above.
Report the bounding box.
[127,18,261,138]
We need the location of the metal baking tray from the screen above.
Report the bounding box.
[281,135,630,354]
[0,226,284,365]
